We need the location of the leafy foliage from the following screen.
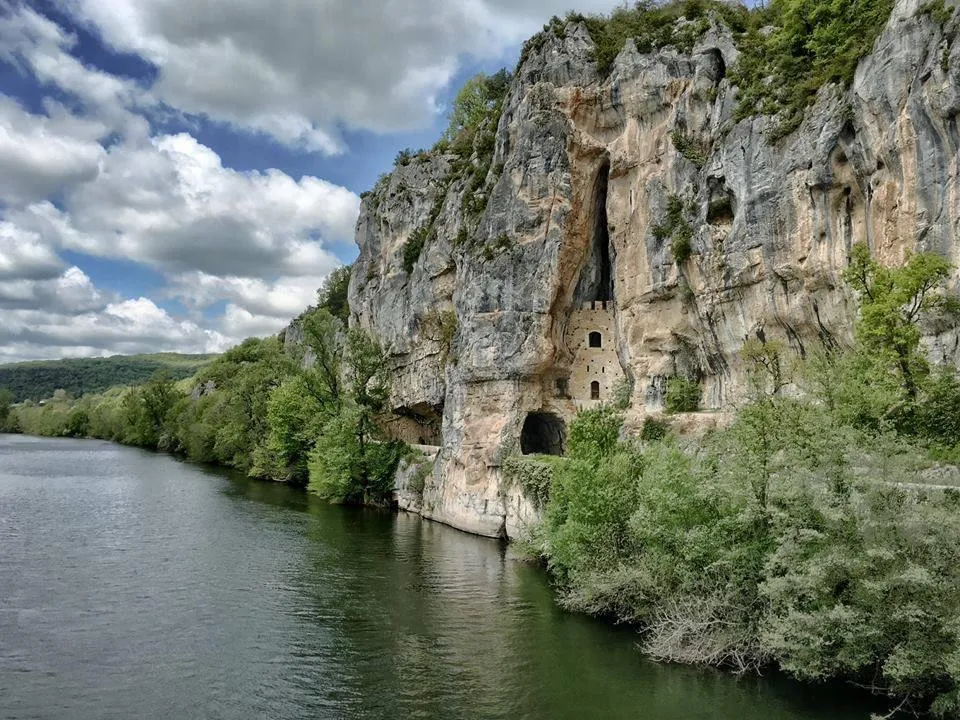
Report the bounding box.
[402,225,431,274]
[572,1,749,77]
[652,195,695,265]
[0,353,215,403]
[0,388,13,431]
[502,455,563,509]
[670,129,708,168]
[731,0,896,140]
[664,376,700,413]
[515,243,960,715]
[316,265,352,321]
[843,242,953,400]
[639,416,670,441]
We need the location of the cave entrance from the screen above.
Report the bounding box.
[520,412,566,456]
[574,159,614,303]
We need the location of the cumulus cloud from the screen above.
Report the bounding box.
[0,263,232,363]
[0,296,232,363]
[64,0,619,150]
[0,0,624,362]
[0,6,150,139]
[166,271,337,320]
[0,96,105,205]
[0,221,66,281]
[9,132,358,279]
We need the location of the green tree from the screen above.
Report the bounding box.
[259,375,328,484]
[122,372,182,449]
[843,242,952,400]
[307,327,402,504]
[741,338,787,398]
[317,265,352,322]
[664,376,700,413]
[0,388,13,430]
[443,71,509,142]
[300,309,345,409]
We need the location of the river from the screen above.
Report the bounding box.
[0,434,879,719]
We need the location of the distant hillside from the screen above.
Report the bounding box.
[0,353,217,402]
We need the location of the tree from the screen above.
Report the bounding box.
[443,71,510,143]
[307,326,401,505]
[843,242,953,400]
[300,309,345,410]
[316,265,352,322]
[122,372,182,449]
[741,338,787,398]
[0,388,15,432]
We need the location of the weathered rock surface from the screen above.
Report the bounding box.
[350,0,960,537]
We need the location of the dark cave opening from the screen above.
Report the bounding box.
[520,412,567,456]
[574,160,614,303]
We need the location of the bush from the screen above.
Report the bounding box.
[640,417,670,441]
[577,1,745,77]
[664,377,700,413]
[502,455,561,509]
[568,405,624,463]
[316,265,352,321]
[652,195,695,264]
[671,229,693,264]
[612,376,635,410]
[402,225,430,274]
[732,0,896,140]
[670,129,708,168]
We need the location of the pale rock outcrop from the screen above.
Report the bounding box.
[350,0,960,537]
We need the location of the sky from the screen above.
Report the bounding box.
[0,0,626,363]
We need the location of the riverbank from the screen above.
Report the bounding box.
[1,433,890,720]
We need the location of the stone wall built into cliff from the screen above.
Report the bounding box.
[350,0,960,537]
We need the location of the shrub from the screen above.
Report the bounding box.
[408,459,433,498]
[652,195,695,264]
[502,455,562,509]
[316,265,352,321]
[402,225,431,274]
[670,129,708,168]
[568,405,625,462]
[612,375,635,410]
[640,417,670,441]
[578,1,742,77]
[671,228,693,264]
[731,0,896,141]
[664,376,700,413]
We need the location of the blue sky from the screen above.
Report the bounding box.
[0,0,628,362]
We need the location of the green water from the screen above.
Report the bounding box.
[0,434,879,719]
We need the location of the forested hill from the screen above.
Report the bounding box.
[0,354,217,402]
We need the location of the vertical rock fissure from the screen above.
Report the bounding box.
[573,159,614,303]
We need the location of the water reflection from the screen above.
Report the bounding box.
[0,435,880,720]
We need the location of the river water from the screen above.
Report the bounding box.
[0,434,878,720]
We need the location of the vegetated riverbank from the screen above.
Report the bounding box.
[5,244,960,716]
[0,267,409,507]
[1,433,892,720]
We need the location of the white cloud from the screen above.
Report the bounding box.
[0,221,65,280]
[0,96,105,205]
[63,0,620,150]
[0,289,232,363]
[0,0,629,362]
[0,7,150,139]
[9,132,358,280]
[166,270,338,320]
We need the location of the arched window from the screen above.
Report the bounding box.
[589,331,602,348]
[590,381,601,400]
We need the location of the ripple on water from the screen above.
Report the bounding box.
[0,435,883,720]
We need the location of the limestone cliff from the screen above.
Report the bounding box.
[349,0,960,537]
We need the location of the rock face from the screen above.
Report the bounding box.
[349,0,960,538]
